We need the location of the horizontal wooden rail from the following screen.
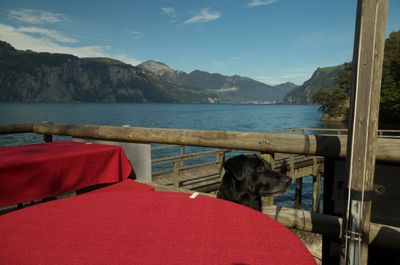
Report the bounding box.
[152,168,172,176]
[179,161,218,172]
[295,128,348,132]
[263,206,400,251]
[32,123,400,162]
[152,161,218,176]
[294,128,400,138]
[151,144,180,151]
[379,135,400,139]
[0,124,34,134]
[152,149,227,165]
[179,173,220,187]
[274,156,324,172]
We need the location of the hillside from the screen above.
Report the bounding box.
[0,41,216,103]
[311,31,400,126]
[0,41,298,104]
[283,65,343,104]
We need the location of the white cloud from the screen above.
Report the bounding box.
[255,68,315,85]
[128,30,143,40]
[294,30,351,49]
[161,7,178,23]
[183,8,221,25]
[161,7,177,17]
[228,53,255,62]
[17,26,78,43]
[0,23,142,66]
[212,53,255,67]
[248,0,278,7]
[8,9,67,24]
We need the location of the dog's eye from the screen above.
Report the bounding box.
[256,166,264,173]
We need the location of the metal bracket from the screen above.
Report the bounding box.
[348,185,385,201]
[344,230,363,242]
[338,181,385,201]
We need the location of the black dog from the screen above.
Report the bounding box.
[217,154,292,211]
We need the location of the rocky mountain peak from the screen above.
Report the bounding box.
[138,60,174,73]
[0,40,16,54]
[138,60,185,83]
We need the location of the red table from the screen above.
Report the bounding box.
[0,185,316,265]
[0,141,133,207]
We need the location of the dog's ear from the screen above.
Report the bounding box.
[223,155,246,181]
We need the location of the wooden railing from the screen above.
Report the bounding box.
[23,123,400,162]
[151,145,229,190]
[1,122,399,252]
[287,127,400,138]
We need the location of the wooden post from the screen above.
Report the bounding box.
[322,157,337,264]
[312,158,321,213]
[179,145,186,168]
[260,153,275,207]
[287,157,302,209]
[43,134,53,142]
[173,161,180,187]
[294,178,303,209]
[340,0,388,264]
[42,121,53,142]
[216,151,225,176]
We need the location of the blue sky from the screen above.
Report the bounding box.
[0,0,399,85]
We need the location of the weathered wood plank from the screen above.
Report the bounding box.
[312,159,322,213]
[0,124,34,134]
[152,149,228,165]
[32,122,400,162]
[263,206,400,251]
[340,0,389,264]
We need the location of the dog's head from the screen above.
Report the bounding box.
[223,154,292,196]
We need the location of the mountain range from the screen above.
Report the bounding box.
[0,40,297,104]
[0,41,221,103]
[138,60,296,103]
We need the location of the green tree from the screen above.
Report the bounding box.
[312,31,400,127]
[311,63,351,121]
[312,88,348,119]
[380,31,400,125]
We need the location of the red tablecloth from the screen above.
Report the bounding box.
[90,179,155,194]
[0,141,132,207]
[0,190,316,265]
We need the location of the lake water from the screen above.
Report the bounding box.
[0,103,325,131]
[0,103,334,210]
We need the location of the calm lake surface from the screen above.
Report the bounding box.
[0,103,337,209]
[0,103,326,130]
[0,103,334,145]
